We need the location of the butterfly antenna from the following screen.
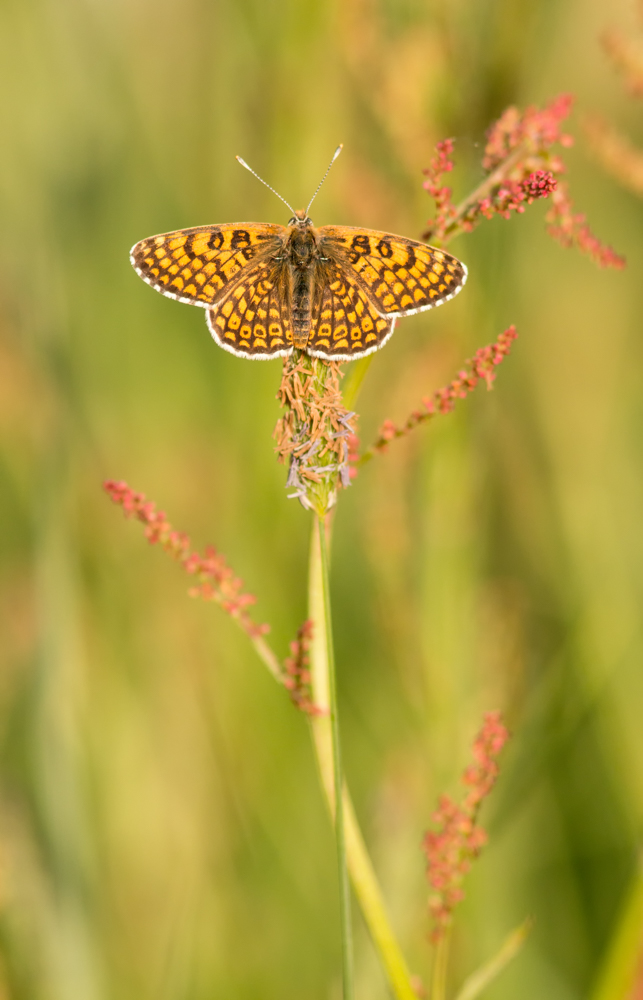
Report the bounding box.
[236,156,296,216]
[306,144,343,216]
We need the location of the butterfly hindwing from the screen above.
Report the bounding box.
[306,260,394,360]
[130,223,285,308]
[319,226,467,317]
[207,257,293,358]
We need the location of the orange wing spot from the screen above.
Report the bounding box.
[257,308,267,320]
[195,272,206,285]
[191,236,212,257]
[229,313,240,330]
[413,288,424,301]
[155,249,165,260]
[433,262,444,275]
[237,298,247,312]
[391,247,408,265]
[269,323,282,337]
[330,280,342,292]
[221,300,234,318]
[429,273,439,284]
[438,284,446,293]
[246,310,255,322]
[362,316,373,331]
[172,276,184,290]
[363,265,379,284]
[321,308,332,321]
[181,268,192,280]
[365,332,377,343]
[168,264,179,275]
[151,267,160,277]
[334,324,348,342]
[410,267,421,279]
[429,288,438,298]
[400,295,413,308]
[382,294,396,308]
[178,255,191,267]
[376,319,388,332]
[415,260,427,272]
[419,276,430,288]
[240,325,252,339]
[215,315,225,330]
[355,299,364,315]
[254,324,266,339]
[185,283,197,296]
[144,257,155,267]
[384,270,395,284]
[396,268,408,279]
[160,275,170,285]
[203,284,215,297]
[160,257,172,268]
[376,283,388,298]
[169,236,187,251]
[347,312,356,324]
[393,282,404,295]
[350,327,361,341]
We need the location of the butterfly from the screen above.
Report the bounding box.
[130,147,467,362]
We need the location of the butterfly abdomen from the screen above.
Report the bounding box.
[288,227,317,349]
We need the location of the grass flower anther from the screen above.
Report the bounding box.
[274,352,357,514]
[423,712,510,941]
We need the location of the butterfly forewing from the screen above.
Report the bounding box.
[319,226,467,318]
[130,217,467,361]
[130,223,285,308]
[307,260,394,360]
[206,257,292,358]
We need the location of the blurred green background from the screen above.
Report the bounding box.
[1,0,643,997]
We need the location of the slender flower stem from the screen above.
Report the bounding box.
[317,513,355,1000]
[308,518,420,1000]
[431,932,451,1000]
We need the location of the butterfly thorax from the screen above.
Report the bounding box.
[284,213,321,348]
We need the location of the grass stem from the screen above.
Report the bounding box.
[317,513,355,1000]
[308,517,420,1000]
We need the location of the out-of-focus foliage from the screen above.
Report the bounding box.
[0,0,642,998]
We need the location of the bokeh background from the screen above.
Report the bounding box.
[2,0,643,997]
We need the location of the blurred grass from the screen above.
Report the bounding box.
[1,0,643,997]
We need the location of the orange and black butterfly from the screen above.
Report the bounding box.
[130,147,467,361]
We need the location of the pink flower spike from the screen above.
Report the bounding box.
[103,480,270,640]
[423,712,510,940]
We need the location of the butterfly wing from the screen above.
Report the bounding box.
[318,226,467,317]
[207,256,293,359]
[306,259,394,361]
[130,223,285,307]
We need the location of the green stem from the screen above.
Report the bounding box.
[317,513,354,1000]
[308,518,420,1000]
[431,932,451,1000]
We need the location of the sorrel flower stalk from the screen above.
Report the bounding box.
[424,713,510,1000]
[422,94,625,270]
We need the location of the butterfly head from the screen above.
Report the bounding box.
[288,209,313,228]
